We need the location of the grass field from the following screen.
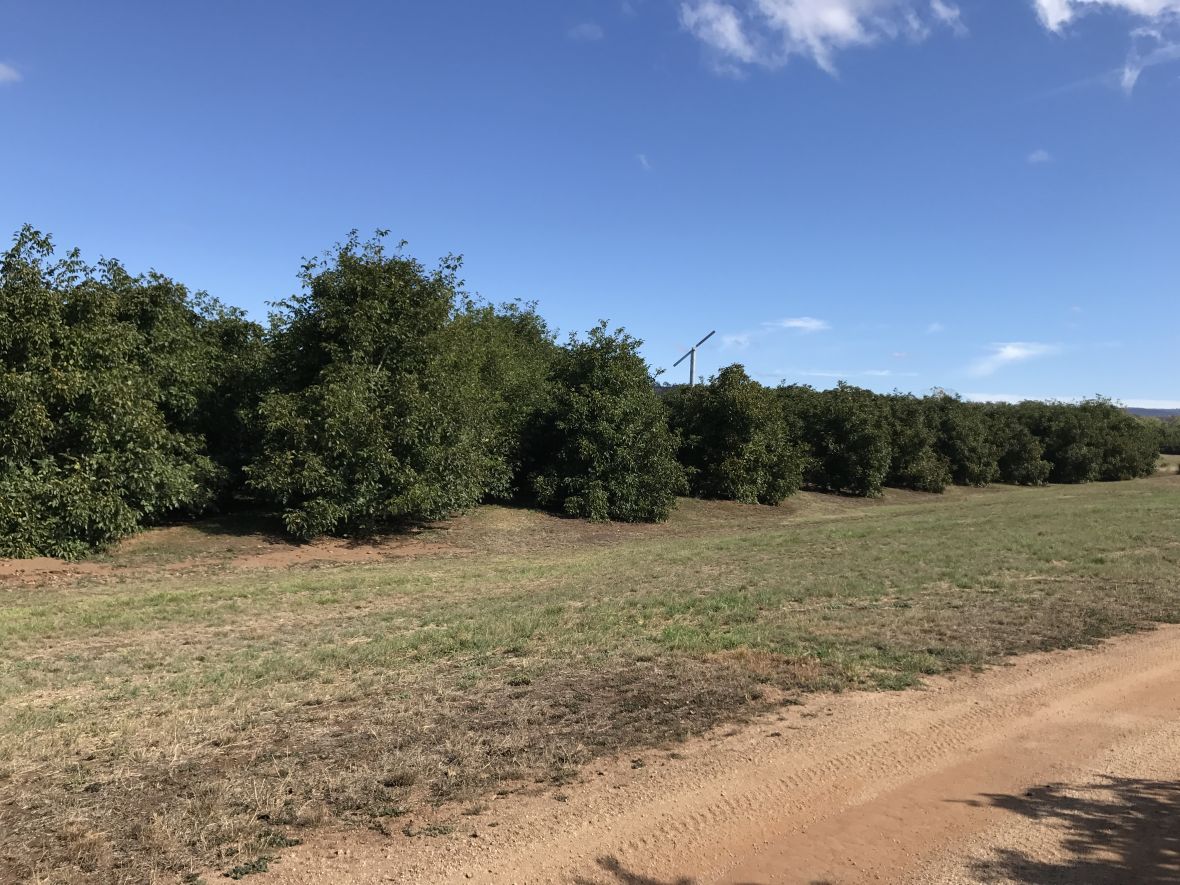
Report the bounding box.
[2,474,1179,883]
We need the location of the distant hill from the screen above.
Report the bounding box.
[1126,408,1180,419]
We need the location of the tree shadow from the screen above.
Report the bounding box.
[168,510,445,547]
[570,855,770,885]
[177,511,288,540]
[963,776,1180,883]
[571,855,698,885]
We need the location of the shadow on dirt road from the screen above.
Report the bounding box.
[965,777,1180,884]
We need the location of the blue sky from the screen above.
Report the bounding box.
[2,1,1177,405]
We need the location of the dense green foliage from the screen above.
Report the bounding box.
[195,306,269,495]
[988,406,1053,486]
[530,324,684,521]
[780,383,893,496]
[766,389,1152,499]
[1010,398,1159,483]
[884,394,951,493]
[667,365,805,504]
[928,394,999,486]
[246,233,505,539]
[0,228,226,558]
[1142,417,1180,457]
[448,300,559,500]
[1157,418,1180,455]
[0,227,1164,556]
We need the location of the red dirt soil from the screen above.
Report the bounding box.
[239,625,1180,884]
[0,533,455,585]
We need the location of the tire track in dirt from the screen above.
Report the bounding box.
[911,715,1180,884]
[251,625,1180,885]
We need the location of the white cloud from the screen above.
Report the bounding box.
[931,0,968,34]
[1035,0,1076,30]
[926,321,945,334]
[800,368,919,379]
[721,314,829,351]
[679,0,965,74]
[1121,24,1180,90]
[0,62,21,85]
[1034,1,1180,92]
[636,152,652,170]
[1034,0,1180,31]
[1027,148,1053,164]
[968,342,1063,377]
[765,316,830,333]
[722,332,753,349]
[568,21,606,41]
[680,1,760,64]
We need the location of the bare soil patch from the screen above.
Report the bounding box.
[248,625,1180,885]
[0,557,108,583]
[0,521,459,588]
[2,477,1178,883]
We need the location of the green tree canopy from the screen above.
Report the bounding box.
[448,299,559,500]
[927,394,999,486]
[0,224,1165,556]
[782,383,892,497]
[246,232,500,538]
[884,393,951,493]
[668,364,805,505]
[530,324,684,521]
[0,227,222,557]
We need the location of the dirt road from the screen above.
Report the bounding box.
[256,626,1180,884]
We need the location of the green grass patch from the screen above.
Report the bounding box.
[2,476,1179,882]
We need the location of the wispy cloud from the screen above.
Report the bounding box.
[1034,1,1180,93]
[1027,148,1053,164]
[636,152,652,170]
[968,342,1062,377]
[0,62,21,85]
[568,21,605,41]
[799,370,853,379]
[1034,0,1180,32]
[680,1,759,65]
[926,321,945,334]
[765,316,830,333]
[1032,66,1123,99]
[1122,25,1180,91]
[800,368,919,379]
[678,0,965,75]
[720,314,829,352]
[931,0,968,35]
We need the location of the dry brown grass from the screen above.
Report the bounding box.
[0,656,773,883]
[2,475,1179,882]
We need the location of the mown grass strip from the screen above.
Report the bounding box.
[1,477,1178,883]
